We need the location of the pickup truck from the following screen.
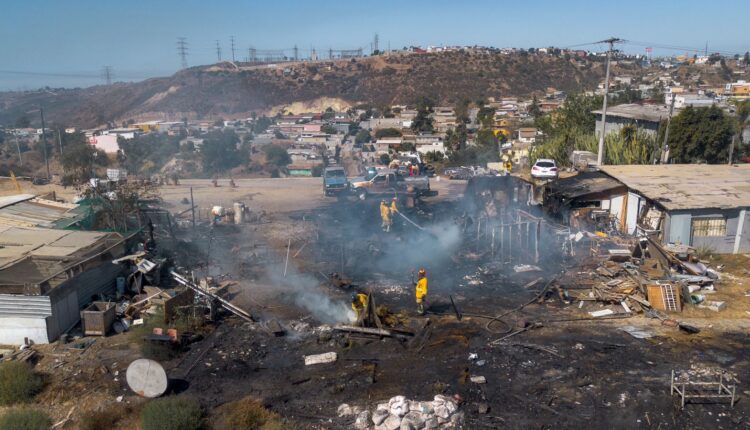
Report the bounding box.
[349,168,434,200]
[323,166,349,196]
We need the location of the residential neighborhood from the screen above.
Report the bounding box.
[1,2,750,429]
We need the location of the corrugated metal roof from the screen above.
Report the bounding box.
[599,164,750,211]
[0,196,82,228]
[0,294,52,318]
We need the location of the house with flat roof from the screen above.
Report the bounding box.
[599,165,750,254]
[593,104,676,138]
[0,225,128,344]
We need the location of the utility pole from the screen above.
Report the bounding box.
[177,37,189,69]
[596,37,623,166]
[329,48,333,60]
[660,93,676,164]
[728,134,736,165]
[215,40,222,62]
[101,66,113,85]
[14,132,22,165]
[374,33,379,54]
[39,108,50,181]
[293,45,298,61]
[230,35,236,62]
[57,128,64,157]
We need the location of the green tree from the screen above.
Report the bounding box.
[476,107,496,129]
[554,93,602,133]
[200,130,247,173]
[664,106,734,163]
[117,133,180,176]
[321,124,338,134]
[528,95,542,118]
[252,116,273,134]
[262,144,291,168]
[410,98,435,133]
[355,129,371,144]
[61,143,108,185]
[744,51,750,66]
[374,128,402,138]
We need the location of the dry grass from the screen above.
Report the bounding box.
[0,362,43,406]
[211,396,299,430]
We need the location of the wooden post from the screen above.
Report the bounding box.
[190,187,196,229]
[283,238,291,277]
[535,220,541,263]
[491,228,495,258]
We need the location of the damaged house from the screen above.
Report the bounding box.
[0,199,131,344]
[599,165,750,254]
[545,165,750,254]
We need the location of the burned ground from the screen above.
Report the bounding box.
[10,177,750,429]
[161,181,750,429]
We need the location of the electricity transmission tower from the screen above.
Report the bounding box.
[216,40,222,62]
[101,66,114,85]
[230,35,236,61]
[596,37,623,166]
[177,37,189,68]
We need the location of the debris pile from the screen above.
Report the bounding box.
[573,236,724,323]
[339,395,464,430]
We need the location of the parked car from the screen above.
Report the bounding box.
[349,169,434,200]
[323,166,348,196]
[531,159,558,179]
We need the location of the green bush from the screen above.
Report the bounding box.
[0,408,51,430]
[141,396,202,430]
[0,361,43,405]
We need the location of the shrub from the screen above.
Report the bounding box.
[213,396,298,430]
[141,396,202,430]
[0,361,43,405]
[0,408,51,430]
[79,405,130,430]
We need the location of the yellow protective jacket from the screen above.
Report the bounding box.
[352,293,368,313]
[390,201,399,215]
[415,277,428,302]
[380,202,391,221]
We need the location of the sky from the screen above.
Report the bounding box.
[1,0,749,90]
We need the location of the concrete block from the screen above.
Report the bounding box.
[698,300,726,312]
[304,351,337,365]
[372,408,390,426]
[354,410,370,430]
[389,395,409,417]
[401,411,425,429]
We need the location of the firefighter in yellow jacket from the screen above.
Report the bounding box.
[415,268,428,315]
[351,293,368,320]
[380,199,392,232]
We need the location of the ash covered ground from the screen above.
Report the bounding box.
[157,178,750,429]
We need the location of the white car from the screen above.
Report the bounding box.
[531,159,559,179]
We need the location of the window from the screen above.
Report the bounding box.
[691,217,726,237]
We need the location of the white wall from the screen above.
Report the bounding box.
[0,317,49,345]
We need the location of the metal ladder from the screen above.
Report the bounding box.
[663,284,678,312]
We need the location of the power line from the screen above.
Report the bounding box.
[215,40,222,62]
[101,65,114,85]
[596,37,624,166]
[177,37,189,69]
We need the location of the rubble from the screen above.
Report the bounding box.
[343,395,465,430]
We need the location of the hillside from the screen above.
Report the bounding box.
[0,50,639,128]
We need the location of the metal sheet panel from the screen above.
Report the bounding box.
[0,294,52,318]
[667,213,692,245]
